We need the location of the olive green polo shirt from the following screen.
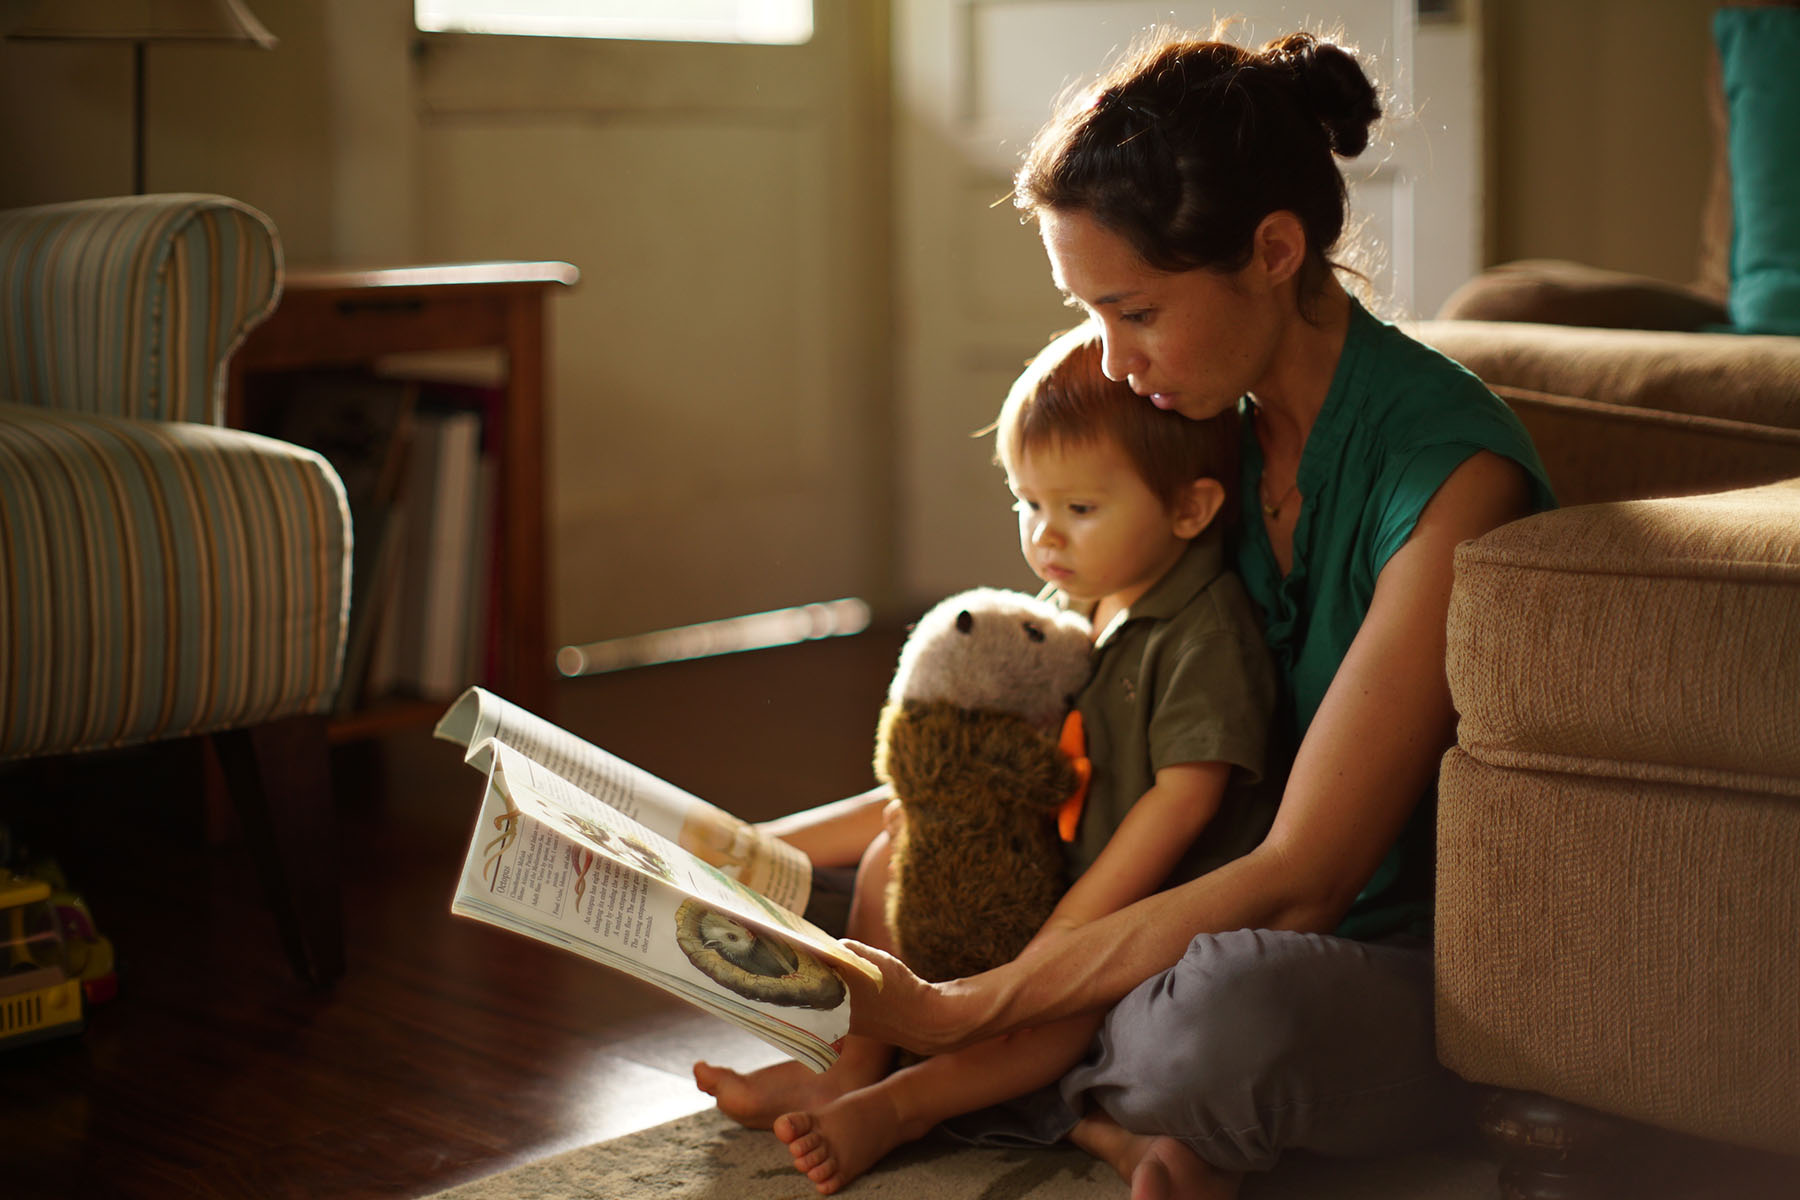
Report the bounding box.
[1047,532,1280,889]
[1235,299,1557,940]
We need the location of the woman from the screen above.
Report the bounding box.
[703,27,1555,1199]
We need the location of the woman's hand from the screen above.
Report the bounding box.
[839,939,991,1055]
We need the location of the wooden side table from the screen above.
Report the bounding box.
[228,261,579,736]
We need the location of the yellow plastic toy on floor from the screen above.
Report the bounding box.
[0,871,85,1049]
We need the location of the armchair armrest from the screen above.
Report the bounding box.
[0,194,281,425]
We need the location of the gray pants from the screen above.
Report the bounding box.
[946,928,1474,1174]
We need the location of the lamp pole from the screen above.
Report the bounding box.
[132,40,147,194]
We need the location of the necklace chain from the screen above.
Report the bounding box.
[1260,476,1299,519]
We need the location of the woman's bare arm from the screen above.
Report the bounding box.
[845,451,1535,1053]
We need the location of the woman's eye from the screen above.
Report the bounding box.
[1120,309,1153,325]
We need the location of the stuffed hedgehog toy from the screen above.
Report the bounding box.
[876,588,1093,982]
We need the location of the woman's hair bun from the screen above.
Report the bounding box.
[1261,32,1381,158]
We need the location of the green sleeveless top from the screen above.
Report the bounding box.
[1234,300,1556,941]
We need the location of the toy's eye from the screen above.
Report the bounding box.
[956,610,974,634]
[1022,621,1045,643]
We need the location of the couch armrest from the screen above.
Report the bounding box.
[0,194,282,425]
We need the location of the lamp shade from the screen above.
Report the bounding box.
[5,0,276,47]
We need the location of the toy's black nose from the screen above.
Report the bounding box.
[1021,622,1045,643]
[956,610,974,634]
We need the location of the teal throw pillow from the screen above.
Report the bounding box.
[1715,6,1800,335]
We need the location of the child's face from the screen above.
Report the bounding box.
[1006,435,1205,611]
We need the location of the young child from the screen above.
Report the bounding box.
[696,322,1277,1194]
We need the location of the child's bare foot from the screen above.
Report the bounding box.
[774,1085,927,1196]
[693,1061,824,1129]
[1070,1111,1239,1200]
[694,1040,892,1130]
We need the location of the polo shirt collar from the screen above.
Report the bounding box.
[1042,529,1227,648]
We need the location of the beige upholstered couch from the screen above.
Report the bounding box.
[1406,316,1800,1189]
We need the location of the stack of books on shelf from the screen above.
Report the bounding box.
[366,396,494,706]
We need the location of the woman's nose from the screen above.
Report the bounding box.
[1099,329,1141,383]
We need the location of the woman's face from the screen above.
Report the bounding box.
[1038,208,1276,422]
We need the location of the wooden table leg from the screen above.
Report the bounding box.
[499,289,550,714]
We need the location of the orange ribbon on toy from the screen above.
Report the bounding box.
[1056,709,1092,843]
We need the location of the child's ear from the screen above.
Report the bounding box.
[1173,478,1226,539]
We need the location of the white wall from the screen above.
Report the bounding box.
[409,10,894,644]
[1,0,895,653]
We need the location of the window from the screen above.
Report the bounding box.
[415,0,812,45]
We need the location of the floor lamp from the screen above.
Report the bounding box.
[5,0,277,195]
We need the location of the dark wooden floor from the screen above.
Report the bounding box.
[2,624,1794,1199]
[0,626,906,1200]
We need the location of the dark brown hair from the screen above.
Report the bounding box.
[1014,29,1381,312]
[996,323,1239,528]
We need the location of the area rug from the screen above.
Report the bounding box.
[422,1107,1498,1200]
[422,1107,1118,1199]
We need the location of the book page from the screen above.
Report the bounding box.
[481,741,878,986]
[435,687,811,912]
[453,764,849,1070]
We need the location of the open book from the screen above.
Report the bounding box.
[435,687,878,1071]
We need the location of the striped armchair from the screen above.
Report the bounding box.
[0,194,351,985]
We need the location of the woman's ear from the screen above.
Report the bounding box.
[1173,478,1227,539]
[1251,211,1308,288]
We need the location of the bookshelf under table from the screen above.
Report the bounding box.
[227,260,580,740]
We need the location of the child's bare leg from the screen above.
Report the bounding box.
[775,1012,1101,1195]
[1070,1109,1241,1200]
[696,824,899,1127]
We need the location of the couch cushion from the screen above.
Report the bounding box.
[0,403,349,759]
[1433,259,1729,331]
[1447,478,1800,792]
